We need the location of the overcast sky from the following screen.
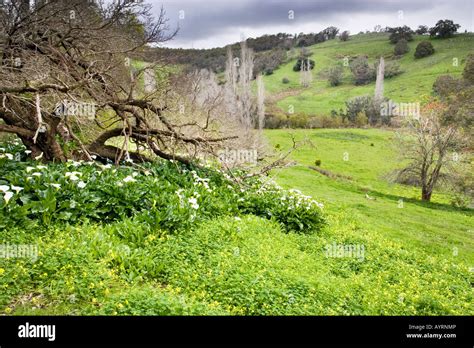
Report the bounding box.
[149,0,474,49]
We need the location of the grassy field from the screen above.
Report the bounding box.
[261,33,474,115]
[266,128,473,263]
[2,128,472,315]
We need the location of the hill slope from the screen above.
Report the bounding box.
[262,33,474,116]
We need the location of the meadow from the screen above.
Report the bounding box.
[1,128,472,316]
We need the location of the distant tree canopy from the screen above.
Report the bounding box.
[253,49,287,76]
[296,27,339,47]
[339,31,350,41]
[246,33,294,51]
[429,20,461,38]
[322,26,340,40]
[150,27,342,75]
[415,25,429,35]
[387,26,414,44]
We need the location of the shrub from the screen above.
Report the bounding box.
[264,68,274,75]
[394,39,409,55]
[343,95,386,126]
[307,115,343,128]
[462,53,474,84]
[349,56,374,85]
[414,41,435,58]
[383,61,403,78]
[355,112,368,126]
[315,159,322,166]
[264,112,288,129]
[287,112,309,128]
[282,77,290,84]
[328,66,343,86]
[433,75,462,97]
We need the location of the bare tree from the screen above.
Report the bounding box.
[256,74,265,130]
[300,58,312,87]
[372,56,385,124]
[0,0,235,165]
[374,57,385,103]
[395,107,467,201]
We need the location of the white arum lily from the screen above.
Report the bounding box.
[65,172,82,177]
[65,172,82,181]
[77,181,87,189]
[36,165,47,170]
[50,184,61,190]
[123,176,136,183]
[0,185,9,192]
[188,197,199,210]
[32,172,42,177]
[26,166,35,173]
[3,191,13,204]
[11,186,23,193]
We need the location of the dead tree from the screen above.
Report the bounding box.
[0,0,235,165]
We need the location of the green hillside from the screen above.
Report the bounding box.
[262,33,474,115]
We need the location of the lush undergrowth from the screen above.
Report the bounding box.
[0,140,324,234]
[0,129,473,315]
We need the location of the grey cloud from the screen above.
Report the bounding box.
[148,0,472,47]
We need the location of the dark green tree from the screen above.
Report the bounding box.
[387,26,414,44]
[429,20,460,38]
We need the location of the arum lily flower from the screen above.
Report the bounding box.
[11,186,23,193]
[3,191,13,204]
[123,175,136,183]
